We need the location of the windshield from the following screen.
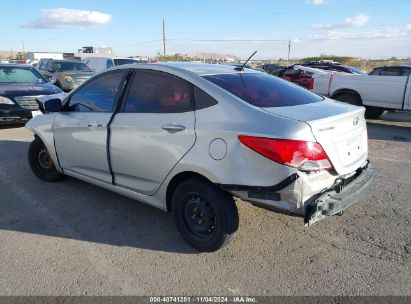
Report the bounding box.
[0,66,46,83]
[204,73,323,108]
[113,58,139,66]
[52,62,92,72]
[347,66,366,75]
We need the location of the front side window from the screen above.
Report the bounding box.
[123,71,193,113]
[52,61,92,72]
[204,73,323,108]
[68,71,126,112]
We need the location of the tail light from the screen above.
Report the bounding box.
[308,77,314,90]
[238,136,333,171]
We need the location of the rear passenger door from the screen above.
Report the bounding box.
[110,70,196,195]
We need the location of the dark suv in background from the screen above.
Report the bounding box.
[36,59,95,92]
[369,65,411,76]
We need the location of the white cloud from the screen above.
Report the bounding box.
[21,8,111,29]
[313,13,369,30]
[325,24,411,39]
[305,0,327,5]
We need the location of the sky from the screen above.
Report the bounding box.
[1,0,411,59]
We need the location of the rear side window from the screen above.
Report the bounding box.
[204,73,322,108]
[380,68,402,76]
[123,71,193,113]
[39,61,47,70]
[193,86,218,110]
[68,71,126,112]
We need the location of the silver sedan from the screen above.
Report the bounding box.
[26,63,374,252]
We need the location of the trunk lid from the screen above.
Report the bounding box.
[262,99,368,175]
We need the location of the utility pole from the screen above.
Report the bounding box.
[22,41,25,60]
[287,40,291,63]
[163,19,166,61]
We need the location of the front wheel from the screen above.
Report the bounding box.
[28,137,63,182]
[172,178,239,252]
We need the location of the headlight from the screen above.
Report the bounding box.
[0,96,15,105]
[63,76,74,82]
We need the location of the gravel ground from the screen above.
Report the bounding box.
[0,112,410,296]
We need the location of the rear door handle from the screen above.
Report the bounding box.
[161,124,186,132]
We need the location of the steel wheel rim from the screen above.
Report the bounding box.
[183,194,216,239]
[37,148,54,171]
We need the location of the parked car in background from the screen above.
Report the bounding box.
[276,67,315,89]
[26,63,374,252]
[258,64,286,76]
[84,57,140,73]
[291,65,411,119]
[36,59,95,92]
[0,64,62,125]
[369,65,411,76]
[302,62,366,75]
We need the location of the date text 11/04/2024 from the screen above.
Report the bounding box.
[149,296,257,303]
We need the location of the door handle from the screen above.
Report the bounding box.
[88,122,105,129]
[161,124,186,133]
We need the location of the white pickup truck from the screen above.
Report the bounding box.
[293,65,411,119]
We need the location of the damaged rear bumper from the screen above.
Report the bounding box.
[304,163,375,226]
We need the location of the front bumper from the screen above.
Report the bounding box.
[0,108,32,125]
[304,163,375,226]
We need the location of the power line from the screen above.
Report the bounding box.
[167,35,411,42]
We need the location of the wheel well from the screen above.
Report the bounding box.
[332,89,362,101]
[166,171,214,212]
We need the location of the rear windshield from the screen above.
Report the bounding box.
[0,66,46,83]
[204,73,323,107]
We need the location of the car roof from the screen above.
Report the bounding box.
[0,64,33,68]
[43,59,83,63]
[111,62,259,76]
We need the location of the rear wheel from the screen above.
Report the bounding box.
[334,93,387,119]
[171,178,239,252]
[334,93,362,106]
[28,137,63,182]
[364,107,387,119]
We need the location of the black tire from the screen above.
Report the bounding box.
[334,93,362,106]
[28,137,63,182]
[334,93,387,119]
[171,178,239,252]
[364,107,387,119]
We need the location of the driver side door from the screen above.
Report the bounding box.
[53,70,127,183]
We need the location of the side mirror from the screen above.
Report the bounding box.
[49,76,57,84]
[44,98,62,112]
[47,68,55,73]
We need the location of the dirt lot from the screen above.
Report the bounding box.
[0,112,410,296]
